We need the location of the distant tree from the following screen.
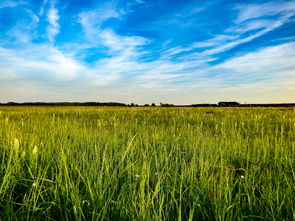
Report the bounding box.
[151,103,156,107]
[191,104,217,107]
[218,101,240,107]
[144,104,150,106]
[160,103,174,107]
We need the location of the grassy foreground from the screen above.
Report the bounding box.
[0,106,294,220]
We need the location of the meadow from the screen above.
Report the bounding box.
[0,106,294,220]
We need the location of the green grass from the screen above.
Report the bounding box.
[0,106,294,220]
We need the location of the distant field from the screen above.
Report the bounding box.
[0,106,294,220]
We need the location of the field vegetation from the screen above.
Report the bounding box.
[0,106,294,220]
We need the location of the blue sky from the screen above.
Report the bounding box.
[0,0,294,104]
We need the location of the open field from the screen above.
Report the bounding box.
[0,106,294,220]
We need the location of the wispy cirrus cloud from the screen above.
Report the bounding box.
[6,8,39,43]
[203,15,290,56]
[77,2,150,68]
[0,45,84,81]
[0,40,294,104]
[46,1,59,42]
[234,1,295,23]
[163,1,295,61]
[39,0,48,16]
[0,0,26,9]
[78,3,121,43]
[210,42,295,85]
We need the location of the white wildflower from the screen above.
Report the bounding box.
[32,182,36,187]
[135,174,140,178]
[82,200,90,206]
[197,203,201,207]
[241,175,245,179]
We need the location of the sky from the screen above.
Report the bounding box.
[0,0,295,104]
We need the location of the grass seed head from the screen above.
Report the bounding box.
[32,145,38,156]
[21,151,26,158]
[13,138,20,153]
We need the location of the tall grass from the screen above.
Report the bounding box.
[0,106,294,220]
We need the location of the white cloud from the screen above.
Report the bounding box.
[162,2,295,63]
[78,2,149,55]
[0,45,86,81]
[210,42,295,88]
[6,9,39,43]
[235,1,295,23]
[1,41,295,104]
[99,29,149,53]
[163,35,237,58]
[0,0,27,9]
[39,0,48,16]
[227,19,272,33]
[203,16,289,55]
[78,3,121,43]
[47,2,59,42]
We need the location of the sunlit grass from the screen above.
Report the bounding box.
[0,106,294,220]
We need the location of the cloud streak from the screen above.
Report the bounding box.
[0,0,26,9]
[46,1,59,42]
[234,1,295,23]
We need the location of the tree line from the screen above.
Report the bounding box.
[0,101,294,107]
